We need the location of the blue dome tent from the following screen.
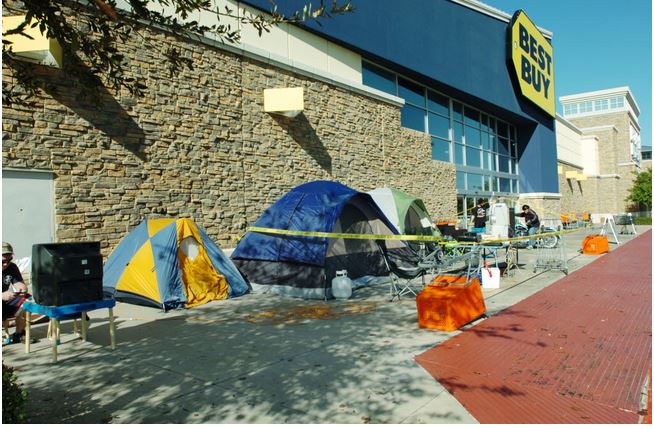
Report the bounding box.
[231,181,414,299]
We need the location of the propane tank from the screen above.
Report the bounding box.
[331,270,353,299]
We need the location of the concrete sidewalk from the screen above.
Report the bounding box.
[2,226,651,424]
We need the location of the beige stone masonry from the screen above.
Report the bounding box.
[2,12,456,254]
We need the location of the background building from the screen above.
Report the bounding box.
[641,145,652,170]
[558,87,643,221]
[2,0,560,257]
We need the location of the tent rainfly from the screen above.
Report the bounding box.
[103,218,249,310]
[231,180,414,299]
[368,187,442,255]
[367,187,441,237]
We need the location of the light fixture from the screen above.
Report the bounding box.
[263,87,304,118]
[565,171,577,180]
[2,15,63,68]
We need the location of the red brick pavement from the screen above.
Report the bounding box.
[416,230,652,424]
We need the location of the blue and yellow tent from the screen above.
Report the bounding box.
[103,218,249,310]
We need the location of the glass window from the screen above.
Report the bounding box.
[498,137,509,156]
[594,99,608,111]
[364,61,520,195]
[457,196,464,215]
[453,102,463,122]
[454,143,465,165]
[579,100,593,113]
[497,121,508,138]
[401,104,425,132]
[481,132,491,150]
[428,112,449,139]
[427,91,449,116]
[498,155,510,172]
[453,121,464,143]
[362,61,396,95]
[484,151,495,170]
[464,107,480,128]
[431,137,450,162]
[456,171,465,190]
[466,146,481,167]
[488,117,496,134]
[468,173,483,191]
[465,126,481,148]
[398,77,425,107]
[480,114,489,132]
[610,96,624,109]
[483,176,492,192]
[466,197,475,217]
[499,177,511,192]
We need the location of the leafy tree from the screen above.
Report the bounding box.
[2,0,354,105]
[626,168,652,209]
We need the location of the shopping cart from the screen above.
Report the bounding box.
[533,228,568,275]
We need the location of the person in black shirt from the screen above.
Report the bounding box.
[518,205,540,249]
[2,242,28,343]
[470,200,488,233]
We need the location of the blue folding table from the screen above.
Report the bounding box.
[22,299,117,363]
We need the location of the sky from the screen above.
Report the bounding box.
[484,0,652,148]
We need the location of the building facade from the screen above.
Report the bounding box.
[558,87,643,220]
[2,0,560,257]
[641,146,652,170]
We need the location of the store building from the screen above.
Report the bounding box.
[2,0,560,257]
[557,87,643,220]
[243,0,560,222]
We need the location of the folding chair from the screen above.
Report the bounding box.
[386,262,427,301]
[378,241,427,302]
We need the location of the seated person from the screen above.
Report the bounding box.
[2,242,29,344]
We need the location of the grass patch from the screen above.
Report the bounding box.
[634,217,652,225]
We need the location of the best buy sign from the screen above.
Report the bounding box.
[509,10,555,117]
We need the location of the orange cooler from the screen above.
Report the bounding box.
[416,275,486,331]
[582,234,609,254]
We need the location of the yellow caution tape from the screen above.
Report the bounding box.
[247,226,444,242]
[246,225,590,245]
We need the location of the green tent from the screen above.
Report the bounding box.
[368,187,441,238]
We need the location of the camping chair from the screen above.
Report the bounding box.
[560,214,569,229]
[377,240,427,302]
[383,255,427,302]
[582,212,591,224]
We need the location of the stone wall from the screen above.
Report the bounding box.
[565,112,639,214]
[557,164,586,215]
[2,19,456,254]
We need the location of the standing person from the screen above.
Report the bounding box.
[2,242,28,344]
[518,205,540,249]
[470,200,488,233]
